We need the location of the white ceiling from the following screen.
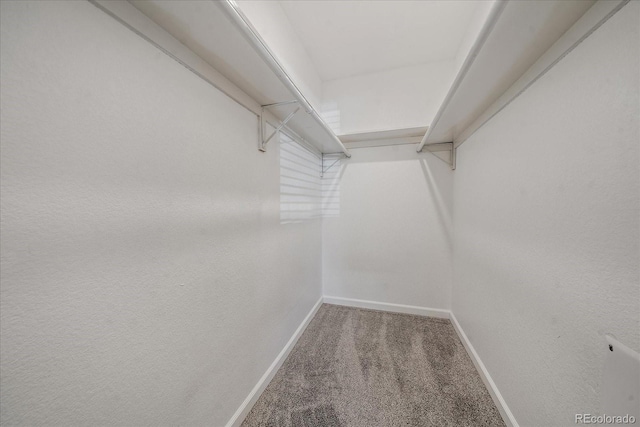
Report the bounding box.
[278,0,481,81]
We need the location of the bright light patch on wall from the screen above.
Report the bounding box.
[320,102,341,134]
[321,154,341,218]
[280,134,322,224]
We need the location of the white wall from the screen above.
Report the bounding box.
[321,62,455,135]
[0,2,321,426]
[452,3,639,425]
[322,144,453,310]
[235,0,324,110]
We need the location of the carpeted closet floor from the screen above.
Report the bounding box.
[242,304,505,427]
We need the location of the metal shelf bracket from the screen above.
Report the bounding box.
[420,142,456,170]
[321,153,345,177]
[259,101,300,152]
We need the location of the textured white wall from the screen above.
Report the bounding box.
[322,144,453,309]
[452,3,639,426]
[0,2,321,426]
[321,62,455,134]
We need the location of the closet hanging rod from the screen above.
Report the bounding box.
[217,0,351,158]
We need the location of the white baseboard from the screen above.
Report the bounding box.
[323,295,450,319]
[450,312,519,427]
[225,296,323,427]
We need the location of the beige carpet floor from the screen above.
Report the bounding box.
[242,304,505,427]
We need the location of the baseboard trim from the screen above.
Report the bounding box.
[323,295,450,319]
[225,296,323,427]
[450,313,519,427]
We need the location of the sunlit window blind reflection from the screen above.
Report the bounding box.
[321,153,341,218]
[320,105,341,134]
[280,134,322,224]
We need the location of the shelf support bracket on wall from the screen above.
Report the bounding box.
[219,0,351,158]
[321,153,345,178]
[451,143,457,170]
[420,142,456,170]
[260,101,300,152]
